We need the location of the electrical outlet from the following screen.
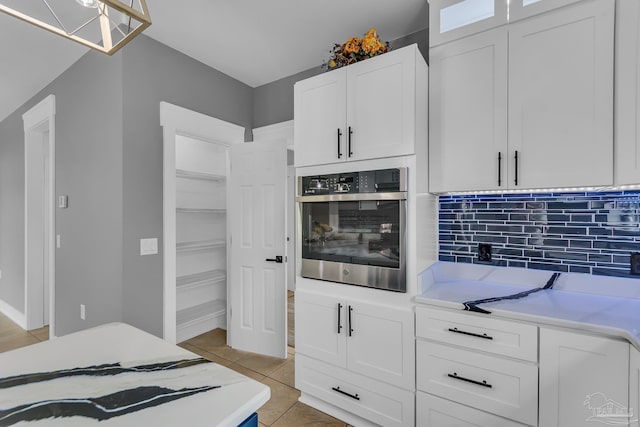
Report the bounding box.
[631,253,640,275]
[478,243,492,262]
[80,304,86,320]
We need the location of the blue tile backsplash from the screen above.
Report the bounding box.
[438,191,640,278]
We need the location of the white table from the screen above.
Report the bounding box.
[0,323,270,426]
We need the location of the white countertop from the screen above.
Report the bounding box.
[0,323,270,426]
[415,262,640,350]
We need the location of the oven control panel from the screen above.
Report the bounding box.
[300,168,404,195]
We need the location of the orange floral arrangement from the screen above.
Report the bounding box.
[322,28,390,70]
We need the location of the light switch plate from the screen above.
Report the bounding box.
[140,238,158,256]
[58,195,68,209]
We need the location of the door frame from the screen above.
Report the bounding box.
[23,94,56,335]
[160,102,245,344]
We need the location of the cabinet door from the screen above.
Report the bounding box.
[539,328,629,427]
[294,290,347,367]
[508,0,614,189]
[631,347,640,427]
[429,0,508,47]
[509,0,583,22]
[429,27,508,193]
[346,301,414,390]
[615,0,640,185]
[346,45,417,162]
[294,69,346,167]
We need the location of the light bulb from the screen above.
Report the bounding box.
[76,0,100,8]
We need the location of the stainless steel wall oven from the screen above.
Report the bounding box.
[297,168,407,292]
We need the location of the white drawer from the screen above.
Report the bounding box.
[295,354,415,427]
[417,341,538,426]
[417,392,531,427]
[416,306,538,362]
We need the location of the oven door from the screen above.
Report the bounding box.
[297,192,406,292]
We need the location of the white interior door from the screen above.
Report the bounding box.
[229,140,287,359]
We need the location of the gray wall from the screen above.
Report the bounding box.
[253,28,428,129]
[54,52,125,334]
[120,35,254,337]
[0,51,124,334]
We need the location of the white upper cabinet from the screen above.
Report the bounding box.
[294,44,427,167]
[294,69,347,167]
[346,46,418,162]
[430,0,507,46]
[430,0,587,46]
[508,0,614,189]
[509,0,583,22]
[429,0,615,192]
[429,27,508,193]
[615,0,640,185]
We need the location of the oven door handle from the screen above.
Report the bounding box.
[296,192,407,202]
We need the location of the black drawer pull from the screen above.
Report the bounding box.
[332,386,360,400]
[337,128,342,159]
[348,305,354,337]
[448,327,493,340]
[337,303,343,334]
[448,372,492,389]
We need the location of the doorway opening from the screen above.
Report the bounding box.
[23,95,56,336]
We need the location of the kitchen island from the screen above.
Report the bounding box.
[0,322,269,427]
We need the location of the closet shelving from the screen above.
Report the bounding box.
[175,136,229,343]
[176,239,226,253]
[176,169,225,182]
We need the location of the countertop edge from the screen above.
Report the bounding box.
[414,295,640,351]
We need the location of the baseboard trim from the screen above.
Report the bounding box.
[0,298,26,329]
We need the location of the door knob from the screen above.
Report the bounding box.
[265,256,283,263]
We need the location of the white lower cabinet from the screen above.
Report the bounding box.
[631,347,640,427]
[417,392,529,427]
[295,289,415,425]
[416,306,635,427]
[417,341,538,426]
[539,327,630,427]
[296,355,415,427]
[415,306,538,427]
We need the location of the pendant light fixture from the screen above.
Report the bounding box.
[0,0,151,55]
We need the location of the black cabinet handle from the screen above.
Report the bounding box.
[448,372,492,388]
[348,305,353,337]
[265,256,283,263]
[498,152,502,187]
[332,386,360,400]
[348,126,353,157]
[337,303,343,334]
[337,128,343,159]
[448,327,493,340]
[514,150,519,186]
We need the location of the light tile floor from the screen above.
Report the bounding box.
[0,296,351,426]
